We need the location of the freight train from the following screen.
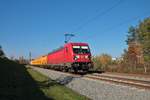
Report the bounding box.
[30,42,93,72]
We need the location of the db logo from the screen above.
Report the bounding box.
[81,56,84,59]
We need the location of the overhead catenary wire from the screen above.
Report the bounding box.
[71,0,124,34]
[85,11,150,39]
[67,0,123,42]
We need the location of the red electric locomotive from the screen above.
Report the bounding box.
[47,42,93,72]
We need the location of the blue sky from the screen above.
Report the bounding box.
[0,0,150,59]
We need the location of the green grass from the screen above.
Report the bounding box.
[27,68,89,100]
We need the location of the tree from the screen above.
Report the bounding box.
[99,54,112,70]
[124,17,150,73]
[127,42,144,66]
[123,24,144,73]
[0,45,5,58]
[92,54,112,71]
[137,17,150,63]
[126,26,138,45]
[136,17,150,73]
[126,25,144,64]
[92,56,102,70]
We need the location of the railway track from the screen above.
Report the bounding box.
[30,66,150,90]
[59,70,150,90]
[84,73,150,90]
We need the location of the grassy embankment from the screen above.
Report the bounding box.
[27,67,88,100]
[0,58,88,100]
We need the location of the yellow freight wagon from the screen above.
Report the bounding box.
[30,55,47,65]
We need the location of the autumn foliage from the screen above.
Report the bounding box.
[92,54,112,71]
[92,17,150,74]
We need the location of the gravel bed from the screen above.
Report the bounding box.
[30,66,150,100]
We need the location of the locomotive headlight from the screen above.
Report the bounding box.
[85,55,88,59]
[74,55,79,60]
[76,55,79,58]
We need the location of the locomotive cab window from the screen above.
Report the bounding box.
[81,46,90,54]
[72,46,90,54]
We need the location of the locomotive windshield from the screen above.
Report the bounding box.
[73,46,90,54]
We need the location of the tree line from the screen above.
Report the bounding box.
[0,46,29,64]
[92,17,150,74]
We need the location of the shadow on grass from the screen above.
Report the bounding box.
[53,70,105,85]
[37,75,75,86]
[0,58,52,100]
[53,69,105,85]
[55,76,75,85]
[41,69,104,86]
